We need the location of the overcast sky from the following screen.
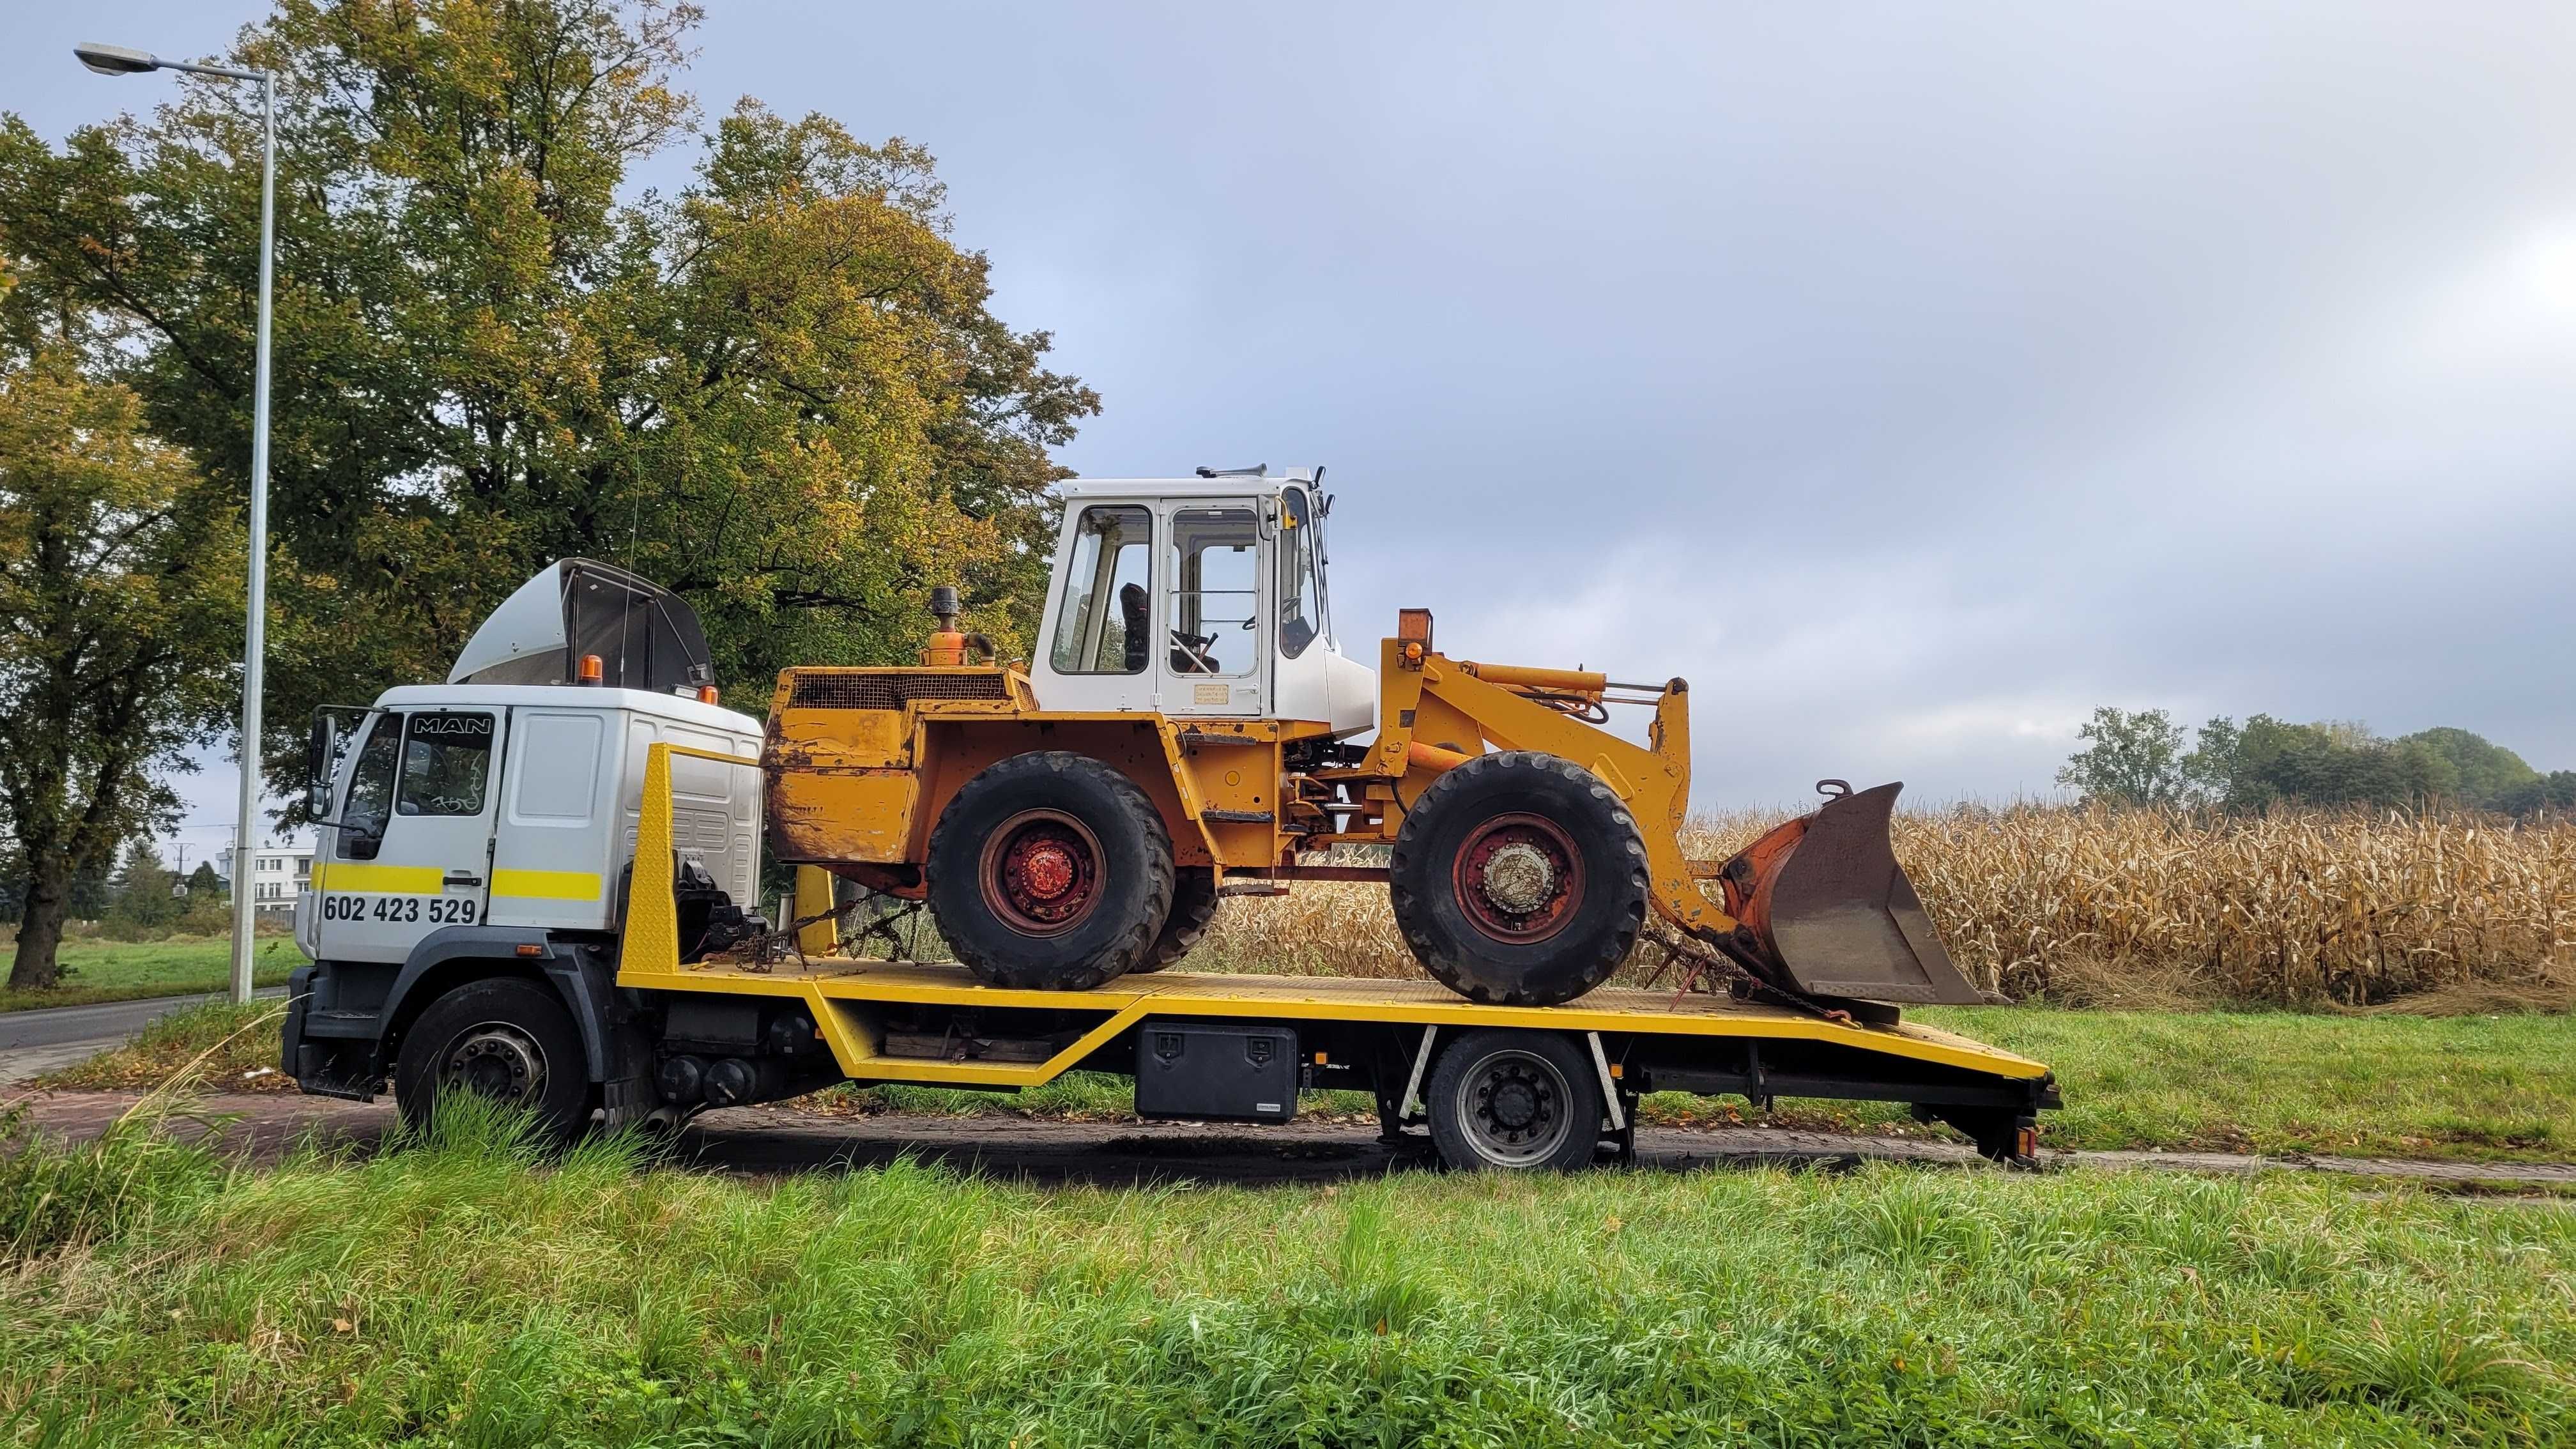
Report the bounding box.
[12,1,2575,862]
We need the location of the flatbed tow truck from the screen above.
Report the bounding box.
[286,489,2057,1172]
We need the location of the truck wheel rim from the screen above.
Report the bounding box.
[442,1022,547,1104]
[980,809,1105,937]
[1455,1047,1574,1165]
[1453,813,1584,943]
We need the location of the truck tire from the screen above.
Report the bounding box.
[927,751,1176,990]
[1390,751,1649,1005]
[393,976,594,1146]
[1425,1028,1606,1171]
[1130,867,1219,974]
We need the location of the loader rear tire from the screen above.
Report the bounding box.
[1131,866,1219,974]
[927,751,1175,991]
[1391,751,1648,1006]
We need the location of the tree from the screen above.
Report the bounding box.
[2056,707,2191,807]
[187,859,223,900]
[0,346,241,989]
[2395,727,2538,809]
[0,0,1095,811]
[103,838,185,937]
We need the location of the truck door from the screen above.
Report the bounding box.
[314,709,502,963]
[1158,501,1269,717]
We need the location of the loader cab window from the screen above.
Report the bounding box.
[1278,487,1321,659]
[396,712,495,817]
[1050,505,1153,675]
[1167,506,1259,677]
[335,714,404,859]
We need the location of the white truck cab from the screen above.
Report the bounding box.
[1031,467,1376,735]
[285,561,765,1117]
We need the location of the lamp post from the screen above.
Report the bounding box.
[77,42,276,1005]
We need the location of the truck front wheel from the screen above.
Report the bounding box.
[927,752,1176,990]
[393,977,594,1146]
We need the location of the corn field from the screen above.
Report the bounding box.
[1202,806,2576,1006]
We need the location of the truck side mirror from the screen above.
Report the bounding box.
[305,712,337,819]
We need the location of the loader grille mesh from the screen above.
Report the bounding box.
[787,671,1013,711]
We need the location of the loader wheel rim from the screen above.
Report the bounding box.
[981,809,1105,937]
[441,1022,548,1105]
[1453,813,1584,943]
[1455,1048,1574,1165]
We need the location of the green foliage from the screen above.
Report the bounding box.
[2399,726,2539,806]
[0,1100,226,1264]
[2499,770,2576,818]
[0,348,243,988]
[2068,709,2566,815]
[0,0,1094,806]
[3,1132,2571,1445]
[2054,706,2193,806]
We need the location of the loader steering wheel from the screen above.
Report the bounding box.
[1169,629,1220,673]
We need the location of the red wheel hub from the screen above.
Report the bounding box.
[979,810,1104,936]
[1452,813,1585,943]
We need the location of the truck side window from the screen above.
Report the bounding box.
[1278,489,1320,659]
[397,712,496,817]
[337,714,403,857]
[1050,505,1153,675]
[1167,506,1259,677]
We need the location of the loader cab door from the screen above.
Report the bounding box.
[1158,501,1269,717]
[315,709,500,963]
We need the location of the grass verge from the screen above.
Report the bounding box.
[1,1098,2570,1446]
[0,937,300,1012]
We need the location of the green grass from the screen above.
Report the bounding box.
[0,937,302,1012]
[2,1098,2571,1446]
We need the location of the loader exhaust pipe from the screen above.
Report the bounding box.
[1715,781,1990,1007]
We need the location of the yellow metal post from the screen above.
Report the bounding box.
[618,743,682,977]
[793,866,838,956]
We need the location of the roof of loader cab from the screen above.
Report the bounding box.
[1058,471,1321,502]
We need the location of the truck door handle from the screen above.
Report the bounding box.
[443,872,483,887]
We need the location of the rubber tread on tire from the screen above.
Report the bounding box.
[927,751,1176,990]
[1390,750,1650,1005]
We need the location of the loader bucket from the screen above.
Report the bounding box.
[1721,782,1988,1006]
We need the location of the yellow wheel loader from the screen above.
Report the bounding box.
[769,466,1988,1013]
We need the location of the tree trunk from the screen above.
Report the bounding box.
[8,859,72,991]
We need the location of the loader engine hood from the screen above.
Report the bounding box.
[450,558,716,693]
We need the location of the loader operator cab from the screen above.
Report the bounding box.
[1032,468,1374,733]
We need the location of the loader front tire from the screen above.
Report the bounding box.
[1131,866,1219,974]
[928,752,1175,991]
[1391,751,1648,1006]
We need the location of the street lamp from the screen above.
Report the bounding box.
[77,42,277,1006]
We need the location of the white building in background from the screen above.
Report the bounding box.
[218,844,315,916]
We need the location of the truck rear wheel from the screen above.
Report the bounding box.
[1425,1028,1606,1171]
[928,751,1176,990]
[1390,751,1649,1005]
[1130,866,1219,974]
[393,977,593,1146]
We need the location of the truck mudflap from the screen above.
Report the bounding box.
[1721,781,1991,1006]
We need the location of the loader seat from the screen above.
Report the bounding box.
[1119,583,1150,673]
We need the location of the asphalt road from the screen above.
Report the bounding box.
[0,986,286,1086]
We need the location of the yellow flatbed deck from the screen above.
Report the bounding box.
[617,956,2047,1090]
